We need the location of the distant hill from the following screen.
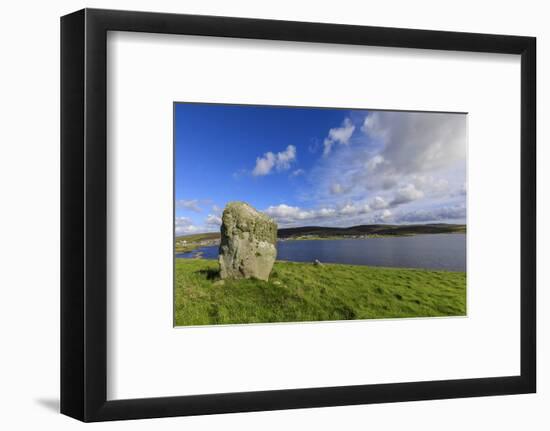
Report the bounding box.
[176,224,466,243]
[278,223,466,239]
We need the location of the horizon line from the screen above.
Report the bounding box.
[175,222,467,237]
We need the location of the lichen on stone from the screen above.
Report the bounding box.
[218,201,277,281]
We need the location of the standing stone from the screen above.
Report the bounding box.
[218,201,277,281]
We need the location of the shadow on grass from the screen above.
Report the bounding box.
[196,268,220,280]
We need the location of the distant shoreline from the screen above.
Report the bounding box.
[278,231,466,241]
[175,224,466,253]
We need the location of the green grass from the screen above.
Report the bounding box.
[174,259,466,326]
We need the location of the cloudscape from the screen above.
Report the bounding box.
[174,103,467,235]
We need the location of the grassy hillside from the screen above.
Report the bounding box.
[277,223,466,239]
[174,259,466,326]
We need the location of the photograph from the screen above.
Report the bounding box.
[174,103,467,326]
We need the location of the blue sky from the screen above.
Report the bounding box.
[175,103,467,235]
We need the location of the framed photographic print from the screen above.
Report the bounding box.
[61,8,536,422]
[173,103,468,326]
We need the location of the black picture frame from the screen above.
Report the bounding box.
[61,8,536,422]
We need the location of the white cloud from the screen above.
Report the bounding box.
[261,197,465,228]
[252,152,276,176]
[339,202,371,216]
[290,168,305,177]
[374,209,393,223]
[309,111,466,222]
[205,214,222,226]
[395,205,466,223]
[175,213,222,235]
[175,216,201,235]
[362,111,466,174]
[176,199,202,213]
[252,145,297,176]
[370,196,389,210]
[264,202,373,227]
[361,112,382,135]
[264,204,336,226]
[264,204,314,222]
[412,175,449,196]
[316,207,337,218]
[323,118,355,156]
[276,145,297,170]
[252,113,466,228]
[366,154,385,172]
[176,216,192,225]
[390,183,424,206]
[339,203,356,215]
